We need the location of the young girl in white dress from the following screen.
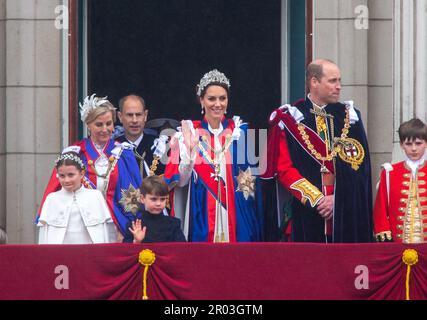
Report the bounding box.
[38,152,114,244]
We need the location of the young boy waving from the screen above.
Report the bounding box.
[124,176,186,243]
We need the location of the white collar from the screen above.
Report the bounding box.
[208,123,224,136]
[307,94,327,109]
[60,185,85,196]
[307,94,360,124]
[405,157,425,176]
[127,133,144,148]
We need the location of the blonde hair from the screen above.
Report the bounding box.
[85,101,117,125]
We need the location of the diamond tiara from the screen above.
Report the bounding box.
[55,153,85,170]
[79,93,109,123]
[197,69,231,97]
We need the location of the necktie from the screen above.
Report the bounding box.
[132,143,146,179]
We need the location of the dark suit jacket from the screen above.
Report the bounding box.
[123,211,186,243]
[116,129,165,178]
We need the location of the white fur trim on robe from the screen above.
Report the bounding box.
[38,186,114,244]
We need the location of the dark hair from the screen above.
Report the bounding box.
[55,152,85,171]
[139,175,169,196]
[199,82,230,98]
[119,94,146,113]
[398,118,427,143]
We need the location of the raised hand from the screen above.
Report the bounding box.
[129,219,147,243]
[181,120,199,156]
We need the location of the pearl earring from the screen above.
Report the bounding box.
[201,106,205,115]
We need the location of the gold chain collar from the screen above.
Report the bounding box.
[298,107,350,162]
[198,134,233,166]
[197,133,234,243]
[87,156,116,179]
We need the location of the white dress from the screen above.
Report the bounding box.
[37,186,114,244]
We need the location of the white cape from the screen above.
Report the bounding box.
[37,187,115,244]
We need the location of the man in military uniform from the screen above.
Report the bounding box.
[264,59,373,243]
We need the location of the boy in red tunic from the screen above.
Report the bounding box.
[374,118,427,243]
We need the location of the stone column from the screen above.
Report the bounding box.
[366,0,393,181]
[392,0,427,162]
[0,0,6,230]
[313,0,369,126]
[5,0,61,243]
[313,0,395,187]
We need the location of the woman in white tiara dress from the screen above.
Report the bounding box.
[38,153,113,244]
[37,95,141,241]
[164,69,264,242]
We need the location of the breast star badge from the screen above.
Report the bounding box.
[236,167,256,200]
[119,184,141,215]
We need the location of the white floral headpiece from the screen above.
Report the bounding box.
[197,69,231,97]
[79,93,109,123]
[55,153,85,170]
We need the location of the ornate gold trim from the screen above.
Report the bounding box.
[149,156,160,176]
[87,156,116,179]
[290,179,324,208]
[297,108,350,162]
[198,134,233,169]
[337,138,365,171]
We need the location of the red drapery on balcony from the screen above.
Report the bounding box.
[0,243,426,300]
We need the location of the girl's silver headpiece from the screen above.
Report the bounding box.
[55,153,85,170]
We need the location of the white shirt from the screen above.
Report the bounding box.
[127,133,144,148]
[406,157,426,177]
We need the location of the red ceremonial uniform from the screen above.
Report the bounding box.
[275,129,324,206]
[373,161,427,243]
[263,99,373,243]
